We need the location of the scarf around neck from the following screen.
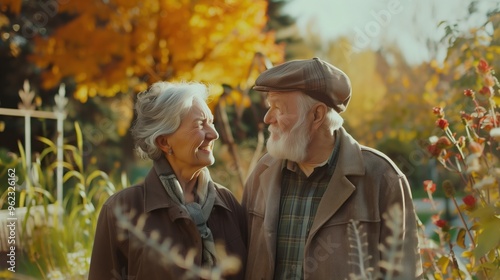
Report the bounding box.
[153,156,217,266]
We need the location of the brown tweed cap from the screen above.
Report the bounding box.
[253,57,352,113]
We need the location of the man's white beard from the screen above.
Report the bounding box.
[266,119,311,162]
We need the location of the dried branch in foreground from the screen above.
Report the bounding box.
[113,206,241,280]
[347,220,374,280]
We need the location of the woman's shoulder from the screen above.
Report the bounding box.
[212,182,235,198]
[103,183,145,209]
[212,182,243,209]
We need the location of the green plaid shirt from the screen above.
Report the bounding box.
[274,139,340,280]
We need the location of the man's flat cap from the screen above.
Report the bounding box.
[253,57,352,113]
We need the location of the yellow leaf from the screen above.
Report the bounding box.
[74,86,89,103]
[228,90,242,106]
[0,270,15,279]
[461,250,474,258]
[1,0,22,14]
[423,261,433,268]
[0,13,9,28]
[208,83,224,99]
[433,272,443,280]
[402,75,410,88]
[437,256,450,274]
[492,95,500,106]
[456,228,467,249]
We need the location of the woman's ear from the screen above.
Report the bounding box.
[156,135,171,154]
[311,103,327,129]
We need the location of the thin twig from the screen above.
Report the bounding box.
[450,197,476,248]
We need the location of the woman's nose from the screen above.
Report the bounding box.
[207,124,219,140]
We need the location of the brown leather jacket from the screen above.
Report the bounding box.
[89,169,247,280]
[242,127,422,280]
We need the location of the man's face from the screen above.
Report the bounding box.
[264,91,311,162]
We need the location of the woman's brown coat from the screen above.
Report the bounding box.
[89,169,247,280]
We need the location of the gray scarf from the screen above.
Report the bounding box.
[153,157,217,266]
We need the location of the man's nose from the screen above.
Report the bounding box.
[263,110,274,124]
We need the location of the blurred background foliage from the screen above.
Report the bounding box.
[1,0,500,198]
[1,0,500,278]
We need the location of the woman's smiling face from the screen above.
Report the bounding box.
[166,98,219,171]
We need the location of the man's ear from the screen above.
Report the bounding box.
[311,103,327,129]
[156,135,170,154]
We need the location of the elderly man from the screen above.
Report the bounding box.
[243,57,422,280]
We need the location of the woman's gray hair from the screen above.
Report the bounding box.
[297,93,344,134]
[131,81,209,160]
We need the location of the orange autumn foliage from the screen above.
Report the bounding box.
[27,0,284,102]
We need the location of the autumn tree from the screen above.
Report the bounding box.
[0,0,283,172]
[4,0,284,102]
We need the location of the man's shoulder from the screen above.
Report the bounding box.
[243,153,280,195]
[359,145,405,176]
[256,153,277,166]
[250,153,280,174]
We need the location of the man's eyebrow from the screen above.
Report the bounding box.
[266,94,278,103]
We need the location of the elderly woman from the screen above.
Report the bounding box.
[89,82,247,279]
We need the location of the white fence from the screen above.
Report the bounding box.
[0,80,67,206]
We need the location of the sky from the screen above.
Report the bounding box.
[284,0,500,65]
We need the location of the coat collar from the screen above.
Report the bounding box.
[143,168,231,215]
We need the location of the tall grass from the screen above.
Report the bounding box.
[0,122,127,279]
[0,121,242,279]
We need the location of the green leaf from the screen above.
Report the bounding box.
[86,170,109,187]
[38,145,56,161]
[437,20,448,28]
[473,218,500,258]
[63,170,85,183]
[17,140,26,171]
[75,121,83,155]
[36,136,57,150]
[18,190,26,207]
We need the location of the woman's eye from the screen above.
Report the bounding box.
[199,119,214,127]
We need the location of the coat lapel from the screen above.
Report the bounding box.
[307,127,365,241]
[258,156,282,271]
[308,175,355,239]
